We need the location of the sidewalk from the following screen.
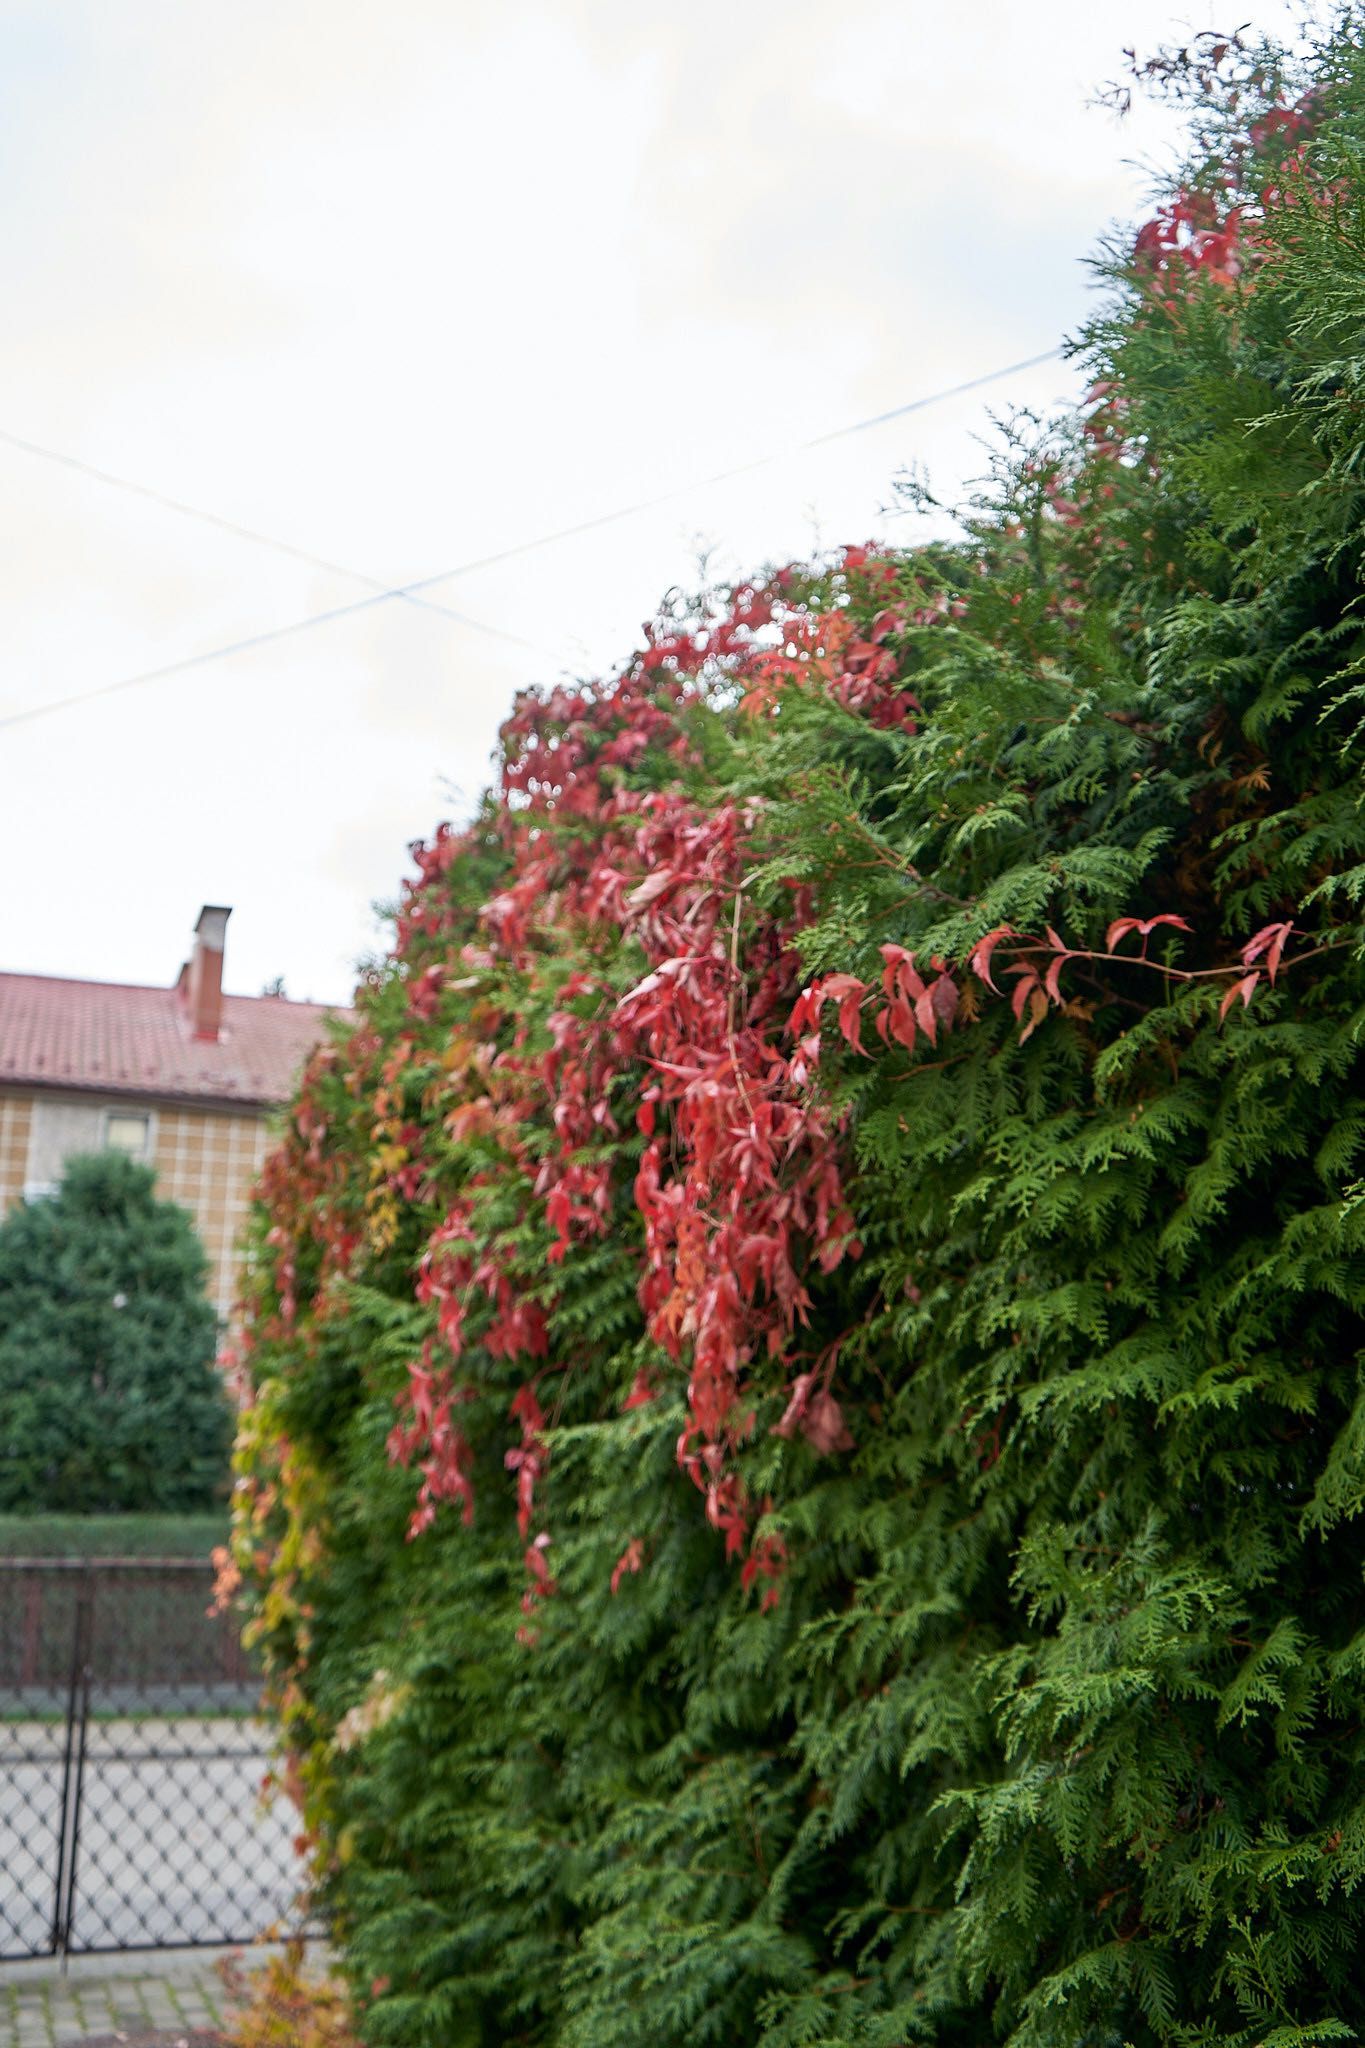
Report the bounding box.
[0,1950,231,2048]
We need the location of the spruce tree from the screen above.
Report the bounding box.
[0,1151,233,1512]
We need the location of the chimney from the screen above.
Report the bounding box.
[183,905,231,1042]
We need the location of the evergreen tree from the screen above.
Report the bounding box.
[0,1151,233,1512]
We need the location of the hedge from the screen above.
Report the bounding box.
[0,1515,229,1558]
[232,22,1365,2046]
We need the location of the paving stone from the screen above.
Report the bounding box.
[138,1982,179,2027]
[0,1942,337,2048]
[59,2035,221,2048]
[0,1964,233,2048]
[172,1998,221,2028]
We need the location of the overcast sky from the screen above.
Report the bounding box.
[0,0,1300,1005]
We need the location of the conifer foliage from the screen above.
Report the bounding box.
[0,1152,231,1511]
[233,20,1365,2043]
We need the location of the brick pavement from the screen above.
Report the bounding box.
[0,1950,230,2048]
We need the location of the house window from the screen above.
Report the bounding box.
[104,1111,151,1158]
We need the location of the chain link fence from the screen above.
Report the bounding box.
[0,1558,308,1961]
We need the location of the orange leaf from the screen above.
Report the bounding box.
[1018,986,1050,1044]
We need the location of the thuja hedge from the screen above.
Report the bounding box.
[233,25,1365,2046]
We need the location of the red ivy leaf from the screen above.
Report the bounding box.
[771,1373,853,1455]
[969,926,1015,993]
[788,984,822,1036]
[930,974,959,1028]
[610,1538,644,1594]
[1219,970,1260,1022]
[772,1372,815,1441]
[1106,912,1193,951]
[913,985,939,1047]
[626,869,674,911]
[1009,965,1041,1020]
[801,1390,854,1456]
[1241,920,1293,982]
[524,1534,557,1594]
[822,974,868,1053]
[879,942,916,996]
[883,997,916,1050]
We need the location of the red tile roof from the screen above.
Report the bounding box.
[0,971,350,1108]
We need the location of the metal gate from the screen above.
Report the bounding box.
[0,1559,307,1961]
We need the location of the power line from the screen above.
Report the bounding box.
[0,344,1067,735]
[0,590,400,733]
[0,426,565,662]
[396,348,1066,595]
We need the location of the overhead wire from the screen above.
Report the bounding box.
[0,426,568,662]
[0,344,1067,735]
[391,347,1067,595]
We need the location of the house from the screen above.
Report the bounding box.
[0,907,346,1317]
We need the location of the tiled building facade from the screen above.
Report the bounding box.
[152,1105,274,1308]
[0,908,346,1318]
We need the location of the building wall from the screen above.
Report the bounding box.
[0,1086,274,1319]
[152,1104,273,1317]
[0,1091,33,1219]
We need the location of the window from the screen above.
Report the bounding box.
[104,1112,151,1158]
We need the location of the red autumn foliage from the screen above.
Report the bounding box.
[242,93,1336,1616]
[243,524,1325,1621]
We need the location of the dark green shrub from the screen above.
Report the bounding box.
[0,1152,232,1512]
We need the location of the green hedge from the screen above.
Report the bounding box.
[0,1514,229,1558]
[233,24,1365,2047]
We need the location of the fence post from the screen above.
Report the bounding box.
[50,1562,93,1962]
[20,1574,41,1687]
